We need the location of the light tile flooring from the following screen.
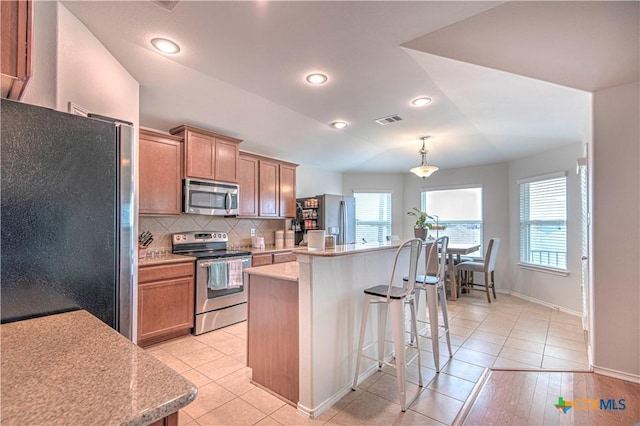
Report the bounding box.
[146,293,589,425]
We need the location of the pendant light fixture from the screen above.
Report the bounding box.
[410,136,439,179]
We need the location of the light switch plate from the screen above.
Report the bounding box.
[250,228,256,237]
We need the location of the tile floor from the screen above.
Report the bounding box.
[146,292,590,425]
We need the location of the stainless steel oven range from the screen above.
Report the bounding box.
[172,231,251,335]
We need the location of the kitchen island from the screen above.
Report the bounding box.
[1,310,197,425]
[245,242,409,418]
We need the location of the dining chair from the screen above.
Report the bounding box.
[352,238,423,412]
[403,236,453,372]
[456,238,500,303]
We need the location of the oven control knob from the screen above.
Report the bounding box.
[175,235,181,241]
[222,233,227,239]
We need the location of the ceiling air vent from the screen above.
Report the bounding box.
[374,114,403,126]
[154,0,180,11]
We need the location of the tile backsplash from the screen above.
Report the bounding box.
[139,215,288,250]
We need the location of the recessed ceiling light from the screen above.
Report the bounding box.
[306,73,328,85]
[330,121,348,129]
[411,97,432,107]
[151,37,181,54]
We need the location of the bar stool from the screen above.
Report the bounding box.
[404,236,453,372]
[352,238,423,412]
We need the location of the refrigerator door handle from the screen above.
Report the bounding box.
[340,200,347,245]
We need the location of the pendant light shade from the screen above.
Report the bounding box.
[410,136,439,179]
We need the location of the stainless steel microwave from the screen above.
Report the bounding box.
[183,179,239,216]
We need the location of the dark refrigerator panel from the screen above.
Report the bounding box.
[0,99,129,332]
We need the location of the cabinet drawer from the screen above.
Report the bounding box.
[139,262,194,283]
[273,252,296,264]
[252,254,273,267]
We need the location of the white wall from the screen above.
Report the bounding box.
[403,163,510,292]
[342,173,406,238]
[508,143,583,313]
[592,81,640,380]
[56,4,139,127]
[297,165,343,197]
[22,2,139,127]
[21,1,57,108]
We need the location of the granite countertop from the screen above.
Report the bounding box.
[139,253,196,267]
[0,310,197,425]
[293,242,400,257]
[249,246,297,255]
[244,261,299,281]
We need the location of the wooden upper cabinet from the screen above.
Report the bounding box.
[139,129,183,216]
[169,125,241,183]
[238,153,259,217]
[279,163,297,218]
[215,139,240,183]
[239,152,297,219]
[1,0,33,100]
[259,159,279,217]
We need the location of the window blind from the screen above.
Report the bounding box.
[519,175,567,269]
[353,192,392,243]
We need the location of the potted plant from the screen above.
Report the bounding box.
[407,207,434,240]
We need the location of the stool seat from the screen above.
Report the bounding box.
[363,285,407,299]
[403,275,438,285]
[456,261,484,272]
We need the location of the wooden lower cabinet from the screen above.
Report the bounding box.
[251,253,273,267]
[252,251,295,267]
[138,261,194,347]
[247,274,299,404]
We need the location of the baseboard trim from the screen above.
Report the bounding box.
[507,291,582,317]
[593,365,640,384]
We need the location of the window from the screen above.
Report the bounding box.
[519,173,567,270]
[421,187,483,255]
[354,192,392,244]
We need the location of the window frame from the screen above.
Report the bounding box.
[518,171,569,274]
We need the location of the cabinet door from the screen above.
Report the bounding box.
[273,252,296,264]
[138,275,194,347]
[279,164,296,218]
[238,154,259,217]
[139,130,183,215]
[185,130,215,180]
[1,0,32,100]
[259,159,279,217]
[214,138,239,183]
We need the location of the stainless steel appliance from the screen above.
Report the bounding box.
[297,194,356,245]
[0,99,136,339]
[172,231,251,334]
[183,179,239,216]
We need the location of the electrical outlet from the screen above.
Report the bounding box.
[250,228,256,237]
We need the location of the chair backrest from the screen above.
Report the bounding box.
[387,238,423,299]
[484,238,500,272]
[424,236,449,282]
[436,236,449,283]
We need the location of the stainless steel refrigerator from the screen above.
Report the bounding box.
[0,99,137,339]
[297,194,356,244]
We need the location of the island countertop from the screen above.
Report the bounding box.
[292,241,400,257]
[0,310,197,425]
[244,261,299,281]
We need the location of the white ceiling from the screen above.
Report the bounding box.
[61,1,638,173]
